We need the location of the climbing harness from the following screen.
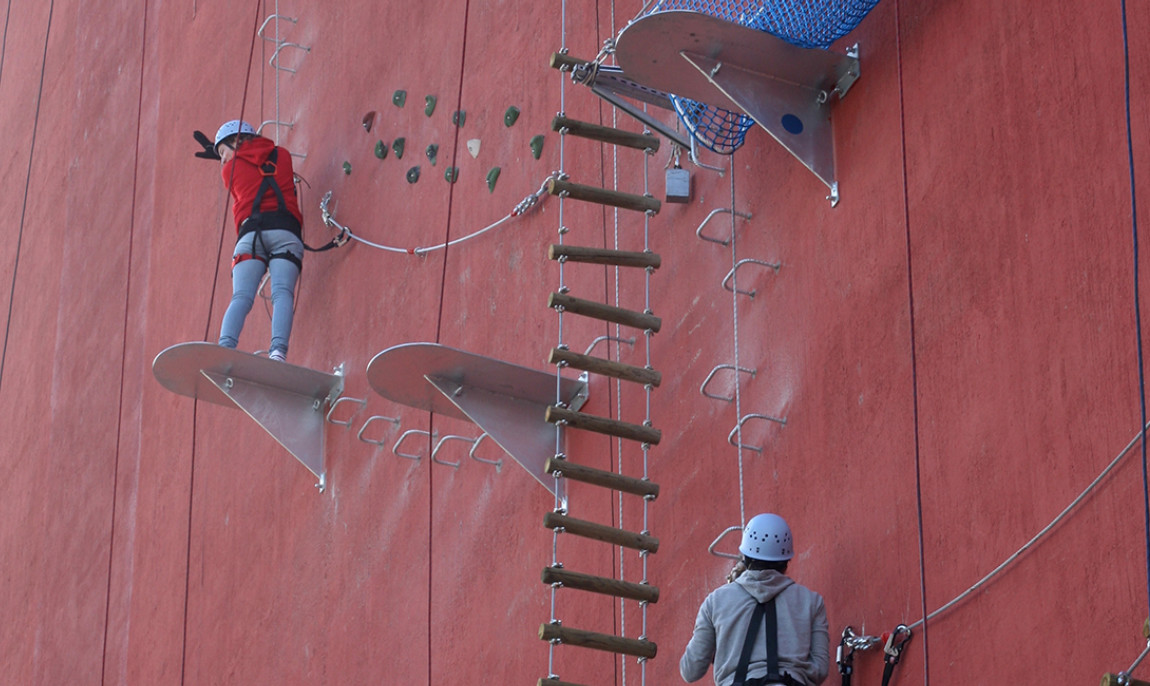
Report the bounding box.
[733,598,800,686]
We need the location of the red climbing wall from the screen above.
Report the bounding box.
[2,0,1150,684]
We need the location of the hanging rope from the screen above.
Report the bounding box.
[202,0,265,343]
[1119,0,1150,619]
[0,0,54,397]
[892,0,931,679]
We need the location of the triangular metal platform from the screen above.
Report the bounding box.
[366,343,589,506]
[152,342,345,490]
[615,10,860,204]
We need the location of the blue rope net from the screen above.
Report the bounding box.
[647,0,880,154]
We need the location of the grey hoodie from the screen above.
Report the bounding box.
[680,569,829,686]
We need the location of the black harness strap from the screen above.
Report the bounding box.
[238,147,302,239]
[733,599,799,686]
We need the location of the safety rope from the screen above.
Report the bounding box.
[893,0,931,680]
[729,160,746,529]
[319,176,554,256]
[0,0,12,86]
[0,0,54,396]
[1120,0,1150,619]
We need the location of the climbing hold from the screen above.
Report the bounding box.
[393,137,406,159]
[504,106,520,127]
[452,110,466,127]
[425,95,437,117]
[530,134,545,160]
[444,167,459,184]
[426,143,439,166]
[393,90,407,107]
[406,166,421,184]
[466,139,481,158]
[343,161,352,175]
[362,111,376,132]
[374,140,388,159]
[486,167,501,193]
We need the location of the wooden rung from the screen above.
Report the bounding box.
[542,566,660,604]
[546,178,661,214]
[546,406,662,445]
[549,348,662,387]
[539,622,657,659]
[1102,675,1150,686]
[549,52,591,71]
[548,244,662,270]
[552,116,661,152]
[544,511,659,553]
[545,456,660,499]
[548,292,662,333]
[537,679,587,686]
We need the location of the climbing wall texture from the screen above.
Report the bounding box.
[1,0,1149,684]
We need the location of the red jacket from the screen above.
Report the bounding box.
[220,136,303,234]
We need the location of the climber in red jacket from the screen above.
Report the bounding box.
[212,120,304,362]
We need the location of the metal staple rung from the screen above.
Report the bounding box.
[469,433,503,471]
[356,414,400,447]
[707,525,743,560]
[700,364,756,401]
[727,413,787,453]
[258,14,298,40]
[393,428,432,461]
[431,434,477,469]
[722,259,781,298]
[696,208,752,246]
[325,396,367,427]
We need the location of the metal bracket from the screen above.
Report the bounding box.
[366,343,590,507]
[152,342,344,492]
[616,10,860,205]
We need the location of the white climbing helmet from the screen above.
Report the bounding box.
[214,119,256,151]
[739,513,793,561]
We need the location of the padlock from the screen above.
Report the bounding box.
[665,164,691,203]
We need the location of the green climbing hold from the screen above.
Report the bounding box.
[393,137,406,159]
[504,106,520,127]
[452,110,466,127]
[374,140,388,159]
[343,161,352,175]
[407,166,421,184]
[393,90,407,107]
[530,134,545,160]
[444,167,459,183]
[425,95,437,117]
[426,143,439,166]
[486,167,501,193]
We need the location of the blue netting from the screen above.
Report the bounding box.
[647,0,880,154]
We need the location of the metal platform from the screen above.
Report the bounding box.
[615,10,860,203]
[152,342,345,490]
[366,343,589,505]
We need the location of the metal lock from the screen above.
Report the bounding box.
[665,164,691,204]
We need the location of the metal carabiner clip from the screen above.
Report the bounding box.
[883,625,912,664]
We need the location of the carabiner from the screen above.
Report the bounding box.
[883,625,912,665]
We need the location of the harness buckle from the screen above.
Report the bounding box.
[261,161,278,177]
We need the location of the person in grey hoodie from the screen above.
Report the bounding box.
[680,513,829,686]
